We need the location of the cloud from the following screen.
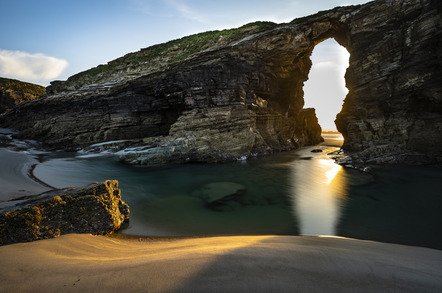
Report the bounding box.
[130,0,207,23]
[166,0,208,23]
[0,49,68,84]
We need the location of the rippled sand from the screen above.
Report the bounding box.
[1,234,441,292]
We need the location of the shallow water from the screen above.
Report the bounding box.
[32,134,442,250]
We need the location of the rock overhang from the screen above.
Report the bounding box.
[0,0,440,165]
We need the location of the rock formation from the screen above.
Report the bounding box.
[0,77,45,113]
[335,0,442,165]
[0,0,440,165]
[0,180,129,245]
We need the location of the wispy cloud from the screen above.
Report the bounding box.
[130,0,208,23]
[166,0,208,23]
[0,49,68,84]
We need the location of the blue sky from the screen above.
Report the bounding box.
[1,0,370,129]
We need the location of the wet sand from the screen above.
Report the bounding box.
[0,148,52,201]
[0,234,441,292]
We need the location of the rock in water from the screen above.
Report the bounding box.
[191,182,246,211]
[0,180,129,245]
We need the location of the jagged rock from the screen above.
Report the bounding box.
[0,78,45,114]
[0,180,129,245]
[0,0,440,165]
[334,0,442,165]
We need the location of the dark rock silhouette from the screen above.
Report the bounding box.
[0,0,440,165]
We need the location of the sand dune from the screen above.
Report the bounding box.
[1,234,441,292]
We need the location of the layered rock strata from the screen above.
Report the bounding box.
[335,0,442,165]
[0,180,129,245]
[0,0,440,165]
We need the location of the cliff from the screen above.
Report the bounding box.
[335,0,442,165]
[0,77,45,113]
[0,0,440,165]
[0,180,129,245]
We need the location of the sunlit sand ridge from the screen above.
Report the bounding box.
[1,234,441,292]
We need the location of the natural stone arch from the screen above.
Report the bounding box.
[225,15,352,151]
[303,38,349,131]
[1,0,440,165]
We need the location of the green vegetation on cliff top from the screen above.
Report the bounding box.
[54,7,355,89]
[68,21,277,83]
[0,77,46,97]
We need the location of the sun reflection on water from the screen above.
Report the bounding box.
[290,148,348,236]
[321,159,342,184]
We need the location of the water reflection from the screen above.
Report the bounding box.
[20,135,442,249]
[290,148,348,236]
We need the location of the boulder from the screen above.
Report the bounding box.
[0,180,129,245]
[191,182,246,211]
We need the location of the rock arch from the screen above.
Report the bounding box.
[1,0,441,165]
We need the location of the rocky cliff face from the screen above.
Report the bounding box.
[0,180,129,245]
[335,0,442,165]
[0,78,45,113]
[0,0,440,165]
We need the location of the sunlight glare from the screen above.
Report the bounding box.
[320,159,342,184]
[303,38,350,131]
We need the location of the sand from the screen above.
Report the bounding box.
[1,140,442,292]
[0,234,441,292]
[0,149,51,201]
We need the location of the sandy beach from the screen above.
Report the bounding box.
[0,148,52,201]
[0,234,441,292]
[1,141,442,292]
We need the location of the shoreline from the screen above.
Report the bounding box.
[0,148,52,201]
[0,131,343,201]
[28,162,56,190]
[0,233,441,292]
[1,133,442,291]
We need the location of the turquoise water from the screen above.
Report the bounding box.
[33,136,442,250]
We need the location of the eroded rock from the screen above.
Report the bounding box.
[0,0,440,165]
[335,0,442,165]
[0,180,129,245]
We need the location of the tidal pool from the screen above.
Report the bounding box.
[33,134,442,250]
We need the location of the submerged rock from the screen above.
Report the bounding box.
[0,180,129,245]
[191,182,246,211]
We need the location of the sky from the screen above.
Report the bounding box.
[303,38,350,130]
[1,0,370,130]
